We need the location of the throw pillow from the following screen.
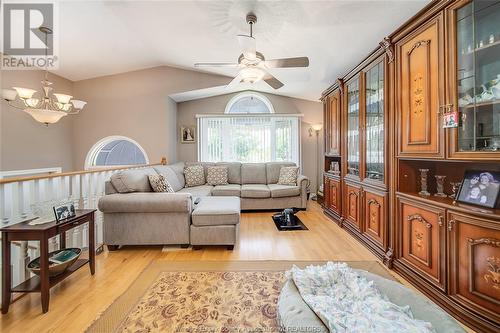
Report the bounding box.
[206,166,229,185]
[148,174,174,193]
[277,166,299,186]
[184,164,205,187]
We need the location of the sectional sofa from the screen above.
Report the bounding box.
[98,162,309,248]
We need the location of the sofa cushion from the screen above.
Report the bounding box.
[241,163,267,184]
[241,184,271,198]
[207,166,229,185]
[153,165,183,192]
[212,184,241,196]
[266,162,296,184]
[148,174,175,193]
[161,162,185,188]
[110,168,157,193]
[191,196,240,226]
[177,185,213,197]
[186,162,215,179]
[268,184,301,198]
[98,192,192,213]
[184,164,205,187]
[278,166,299,186]
[216,162,241,184]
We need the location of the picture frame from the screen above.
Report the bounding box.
[53,202,76,222]
[180,126,195,144]
[456,170,500,208]
[442,111,458,128]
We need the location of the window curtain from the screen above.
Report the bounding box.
[197,115,300,165]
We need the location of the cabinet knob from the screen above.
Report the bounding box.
[447,219,455,231]
[438,213,444,227]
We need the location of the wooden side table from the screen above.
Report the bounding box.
[1,209,96,314]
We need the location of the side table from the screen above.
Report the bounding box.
[1,209,96,313]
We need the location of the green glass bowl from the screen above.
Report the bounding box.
[27,248,81,277]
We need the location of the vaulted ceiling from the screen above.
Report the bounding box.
[54,0,430,101]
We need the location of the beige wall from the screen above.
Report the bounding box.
[177,91,324,192]
[71,66,229,169]
[1,70,75,172]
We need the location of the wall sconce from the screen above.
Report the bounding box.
[309,123,323,137]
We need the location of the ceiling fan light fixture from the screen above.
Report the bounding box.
[240,67,265,84]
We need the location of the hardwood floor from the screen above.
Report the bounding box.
[0,201,470,332]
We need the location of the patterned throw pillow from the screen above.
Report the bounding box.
[277,166,299,186]
[148,174,174,193]
[184,164,205,187]
[206,166,228,185]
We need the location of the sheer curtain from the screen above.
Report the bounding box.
[197,115,300,165]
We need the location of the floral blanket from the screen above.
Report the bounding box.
[287,262,435,333]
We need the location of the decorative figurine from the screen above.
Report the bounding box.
[434,175,447,197]
[449,182,462,202]
[419,169,431,197]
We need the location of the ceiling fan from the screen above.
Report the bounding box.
[194,13,309,90]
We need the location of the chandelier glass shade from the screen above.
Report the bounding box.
[1,27,86,125]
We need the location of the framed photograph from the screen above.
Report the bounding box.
[180,126,195,144]
[443,111,458,128]
[53,202,76,222]
[456,170,500,208]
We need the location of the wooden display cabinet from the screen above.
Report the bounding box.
[324,88,342,156]
[396,13,445,158]
[320,1,500,330]
[446,0,500,160]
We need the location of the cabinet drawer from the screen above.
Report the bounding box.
[448,211,500,321]
[364,190,386,248]
[344,183,361,230]
[399,197,446,290]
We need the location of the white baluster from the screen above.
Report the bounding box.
[0,183,7,224]
[2,183,13,224]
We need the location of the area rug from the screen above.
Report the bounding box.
[85,261,394,333]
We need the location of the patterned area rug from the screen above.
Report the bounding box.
[86,261,393,333]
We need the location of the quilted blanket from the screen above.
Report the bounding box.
[287,262,435,333]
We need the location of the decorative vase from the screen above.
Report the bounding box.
[434,175,447,197]
[418,169,431,197]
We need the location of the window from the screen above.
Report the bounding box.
[85,136,148,169]
[225,92,275,114]
[198,92,300,164]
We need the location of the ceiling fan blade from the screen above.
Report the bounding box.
[226,73,243,89]
[263,72,284,89]
[265,57,309,68]
[194,62,239,68]
[237,35,256,60]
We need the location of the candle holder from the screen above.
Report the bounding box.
[418,169,430,197]
[449,182,462,202]
[434,175,447,197]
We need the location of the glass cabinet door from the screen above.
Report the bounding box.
[347,79,360,176]
[456,0,500,152]
[365,62,385,181]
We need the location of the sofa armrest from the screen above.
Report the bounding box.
[98,192,192,213]
[297,174,309,208]
[297,174,309,190]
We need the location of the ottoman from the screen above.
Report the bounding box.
[190,196,240,250]
[277,269,465,333]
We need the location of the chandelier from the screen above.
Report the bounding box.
[1,27,86,125]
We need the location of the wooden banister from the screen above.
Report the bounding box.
[0,161,165,185]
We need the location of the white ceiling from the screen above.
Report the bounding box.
[54,0,430,101]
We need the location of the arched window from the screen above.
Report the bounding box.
[85,136,149,169]
[225,92,274,114]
